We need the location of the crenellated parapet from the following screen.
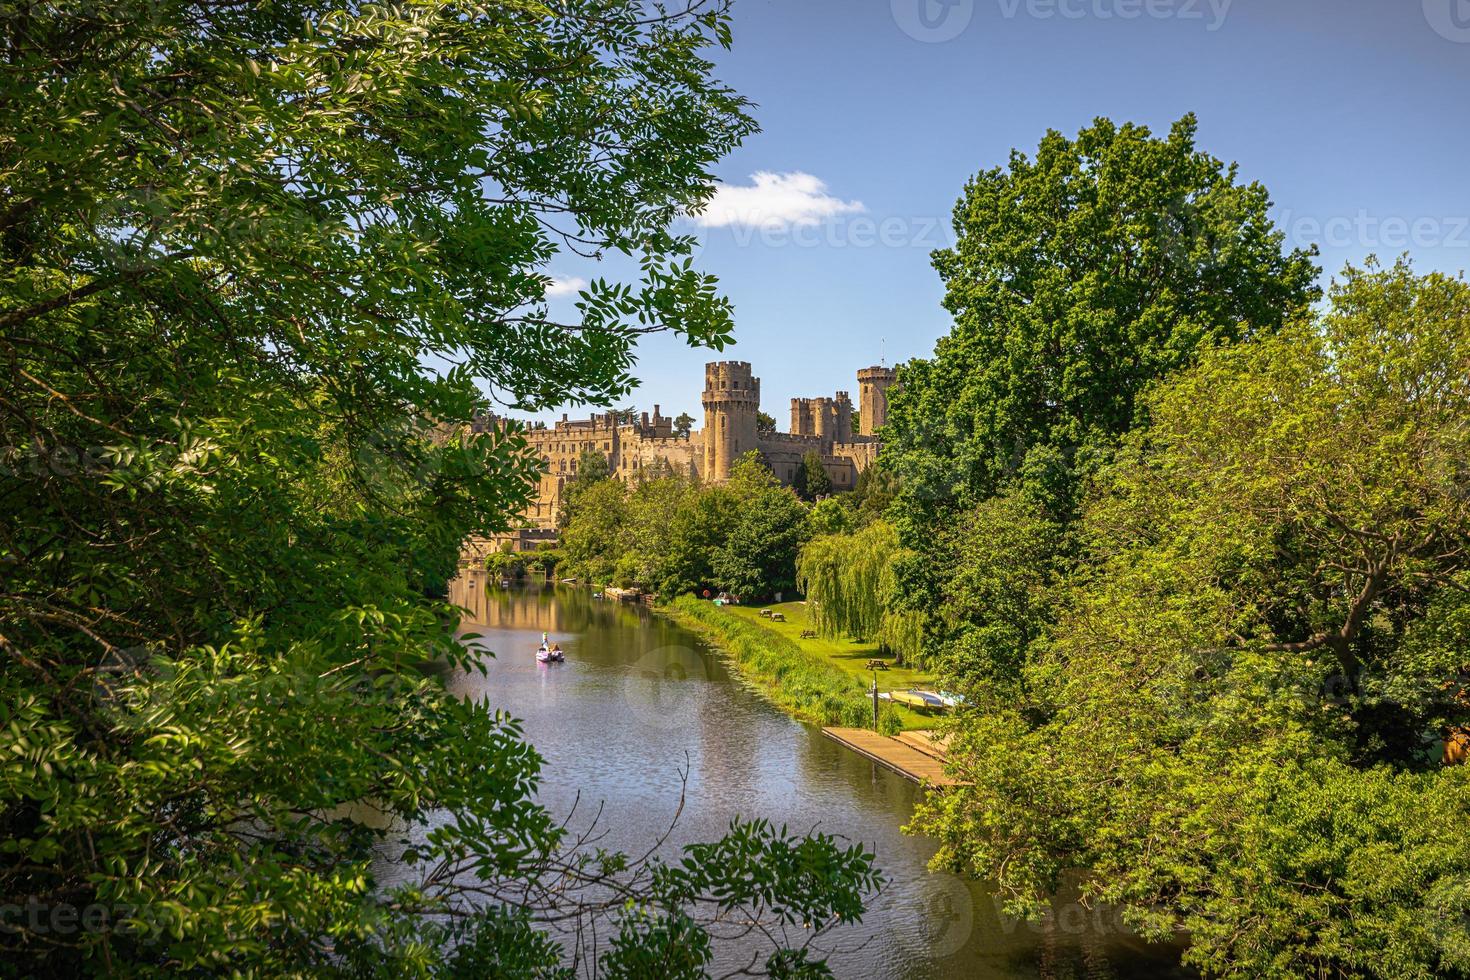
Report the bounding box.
[492,357,889,532]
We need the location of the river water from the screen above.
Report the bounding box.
[441,577,1189,979]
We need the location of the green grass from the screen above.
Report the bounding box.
[663,596,935,733]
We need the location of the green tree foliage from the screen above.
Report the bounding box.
[882,114,1321,683]
[914,260,1470,978]
[927,488,1064,689]
[798,522,902,643]
[562,454,808,600]
[849,466,897,523]
[560,477,631,583]
[887,113,1320,517]
[805,497,856,538]
[711,456,810,600]
[674,411,696,438]
[662,481,742,595]
[0,0,879,972]
[757,410,777,433]
[791,450,832,501]
[557,448,613,528]
[796,521,922,664]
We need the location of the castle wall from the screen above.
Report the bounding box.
[617,432,702,483]
[495,360,891,533]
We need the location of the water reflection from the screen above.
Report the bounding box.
[433,580,1190,979]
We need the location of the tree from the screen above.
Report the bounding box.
[711,454,809,600]
[805,497,855,538]
[792,450,832,501]
[621,474,694,587]
[798,523,900,639]
[560,478,631,584]
[674,411,696,439]
[886,114,1321,519]
[850,466,897,524]
[662,482,741,595]
[930,489,1063,688]
[558,448,612,528]
[883,115,1322,684]
[0,0,880,972]
[913,260,1470,978]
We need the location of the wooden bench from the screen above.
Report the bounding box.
[865,659,889,671]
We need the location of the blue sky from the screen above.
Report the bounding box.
[531,0,1470,425]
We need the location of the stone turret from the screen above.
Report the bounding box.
[790,397,814,437]
[834,391,854,443]
[702,361,759,482]
[857,366,896,436]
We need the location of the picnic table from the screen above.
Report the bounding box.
[865,659,889,671]
[770,612,785,622]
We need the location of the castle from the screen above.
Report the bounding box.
[492,361,895,535]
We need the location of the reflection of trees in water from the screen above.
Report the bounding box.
[441,586,1189,978]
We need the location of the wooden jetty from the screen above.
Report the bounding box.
[822,728,958,787]
[895,729,951,760]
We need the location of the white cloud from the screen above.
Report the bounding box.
[544,275,586,297]
[691,171,864,229]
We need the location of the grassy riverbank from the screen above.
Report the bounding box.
[663,596,935,733]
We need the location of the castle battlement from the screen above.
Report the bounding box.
[509,359,891,528]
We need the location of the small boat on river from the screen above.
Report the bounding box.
[536,632,565,663]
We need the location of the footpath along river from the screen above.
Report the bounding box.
[436,580,1189,979]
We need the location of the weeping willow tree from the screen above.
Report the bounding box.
[797,522,923,663]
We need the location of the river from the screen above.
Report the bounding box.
[439,577,1189,979]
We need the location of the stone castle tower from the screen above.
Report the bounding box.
[702,361,760,482]
[857,366,896,436]
[790,393,854,448]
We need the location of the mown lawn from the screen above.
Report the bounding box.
[720,601,939,730]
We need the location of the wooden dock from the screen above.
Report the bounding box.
[822,728,958,787]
